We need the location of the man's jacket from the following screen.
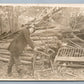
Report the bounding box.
[8,28,34,55]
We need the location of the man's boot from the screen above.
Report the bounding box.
[17,68,23,78]
[7,66,12,76]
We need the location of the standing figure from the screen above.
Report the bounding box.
[7,24,35,76]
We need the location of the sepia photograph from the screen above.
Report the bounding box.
[0,4,84,80]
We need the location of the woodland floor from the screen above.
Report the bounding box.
[0,39,84,80]
[0,60,84,80]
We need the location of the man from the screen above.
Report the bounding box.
[7,23,36,76]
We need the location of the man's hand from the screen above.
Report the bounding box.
[33,47,38,52]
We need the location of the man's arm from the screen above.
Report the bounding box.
[22,28,35,49]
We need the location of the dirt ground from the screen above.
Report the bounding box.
[0,61,84,80]
[0,42,84,80]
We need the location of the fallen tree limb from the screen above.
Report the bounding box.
[67,39,82,48]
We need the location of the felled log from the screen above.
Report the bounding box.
[0,56,33,65]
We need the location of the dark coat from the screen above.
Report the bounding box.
[8,28,34,55]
